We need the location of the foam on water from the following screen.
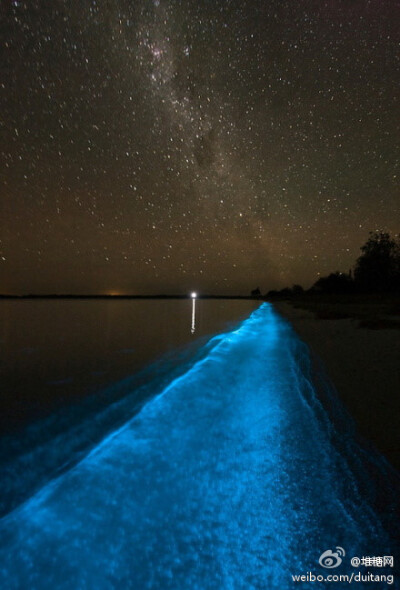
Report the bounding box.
[0,303,398,589]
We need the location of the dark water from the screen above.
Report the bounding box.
[0,303,398,589]
[0,299,258,432]
[0,299,258,515]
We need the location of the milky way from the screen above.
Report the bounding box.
[1,0,398,294]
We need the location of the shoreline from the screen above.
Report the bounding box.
[274,302,400,471]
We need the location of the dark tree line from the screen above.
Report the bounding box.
[353,231,399,293]
[257,231,400,298]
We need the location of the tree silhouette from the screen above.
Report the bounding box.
[291,284,304,295]
[354,231,399,292]
[311,272,354,294]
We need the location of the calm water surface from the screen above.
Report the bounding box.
[0,303,398,589]
[0,299,259,515]
[0,299,258,431]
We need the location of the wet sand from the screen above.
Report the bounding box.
[0,303,396,589]
[274,302,400,471]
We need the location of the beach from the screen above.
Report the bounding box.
[1,302,397,589]
[274,301,400,471]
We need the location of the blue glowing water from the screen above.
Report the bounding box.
[0,304,398,589]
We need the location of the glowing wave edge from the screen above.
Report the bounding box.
[0,303,398,589]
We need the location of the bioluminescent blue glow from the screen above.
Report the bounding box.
[0,304,398,589]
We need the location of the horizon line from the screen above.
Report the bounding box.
[0,293,261,300]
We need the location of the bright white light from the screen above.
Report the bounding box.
[191,292,197,299]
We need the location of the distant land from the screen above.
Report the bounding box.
[0,294,257,300]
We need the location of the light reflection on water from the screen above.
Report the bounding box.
[0,299,258,516]
[0,298,257,432]
[191,297,196,334]
[0,303,398,589]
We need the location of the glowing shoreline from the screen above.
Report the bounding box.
[0,304,397,589]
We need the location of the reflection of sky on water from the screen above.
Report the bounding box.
[0,304,398,589]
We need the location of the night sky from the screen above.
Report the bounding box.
[1,0,398,295]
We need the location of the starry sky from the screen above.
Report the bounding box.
[1,0,398,295]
